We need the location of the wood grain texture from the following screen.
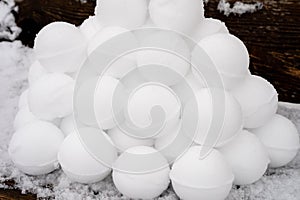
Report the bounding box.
[14,0,300,103]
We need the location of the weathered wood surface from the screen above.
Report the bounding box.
[14,0,300,103]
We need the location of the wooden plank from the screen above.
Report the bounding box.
[14,0,300,103]
[0,188,36,200]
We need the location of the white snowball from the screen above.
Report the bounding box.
[13,106,38,130]
[108,125,154,152]
[94,75,126,130]
[252,114,300,168]
[112,146,170,199]
[191,18,229,42]
[34,22,87,73]
[28,60,48,86]
[136,31,191,86]
[184,88,242,147]
[231,75,278,128]
[149,0,204,34]
[8,121,64,175]
[218,130,270,185]
[126,83,181,138]
[95,0,148,29]
[28,73,75,121]
[170,146,234,200]
[18,89,29,109]
[192,33,249,90]
[58,132,112,184]
[79,16,103,41]
[60,115,76,137]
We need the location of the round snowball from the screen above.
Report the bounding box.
[137,31,190,86]
[192,33,249,90]
[112,146,170,199]
[58,132,112,184]
[8,121,64,175]
[94,75,126,130]
[185,88,242,147]
[252,114,300,168]
[108,126,154,152]
[28,73,75,120]
[79,16,103,40]
[191,18,229,42]
[13,106,38,130]
[60,115,76,137]
[34,22,87,73]
[18,89,29,109]
[170,146,234,200]
[218,130,270,185]
[231,75,278,128]
[149,0,204,34]
[95,0,148,29]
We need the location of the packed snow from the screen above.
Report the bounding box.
[0,40,299,200]
[218,0,263,16]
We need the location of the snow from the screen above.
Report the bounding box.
[218,0,263,16]
[0,0,21,40]
[0,40,299,199]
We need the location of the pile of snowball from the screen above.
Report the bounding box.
[9,0,300,199]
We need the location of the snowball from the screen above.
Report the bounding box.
[34,22,87,73]
[112,146,170,199]
[192,33,249,90]
[231,75,278,128]
[184,88,243,147]
[107,125,154,152]
[58,132,112,184]
[28,73,75,120]
[18,89,29,109]
[94,75,126,130]
[170,146,234,200]
[60,115,76,137]
[8,120,64,175]
[28,60,48,86]
[126,83,181,139]
[218,130,270,185]
[95,0,148,29]
[252,114,300,168]
[79,16,103,41]
[191,18,229,42]
[149,0,204,34]
[13,106,38,130]
[136,31,191,86]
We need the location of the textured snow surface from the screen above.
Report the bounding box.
[0,41,299,199]
[218,0,263,16]
[0,0,21,40]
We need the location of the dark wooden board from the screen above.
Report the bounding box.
[13,0,300,103]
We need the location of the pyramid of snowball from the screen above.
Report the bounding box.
[9,0,299,199]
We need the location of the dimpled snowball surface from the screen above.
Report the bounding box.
[28,73,75,120]
[8,121,64,175]
[112,146,170,199]
[232,75,278,128]
[95,0,148,29]
[149,0,204,34]
[218,130,270,185]
[252,114,300,168]
[170,146,234,200]
[34,22,87,73]
[58,132,112,184]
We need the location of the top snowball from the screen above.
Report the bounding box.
[95,0,148,29]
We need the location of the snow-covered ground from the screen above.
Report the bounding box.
[0,41,299,200]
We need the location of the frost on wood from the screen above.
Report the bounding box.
[218,0,263,16]
[0,0,21,40]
